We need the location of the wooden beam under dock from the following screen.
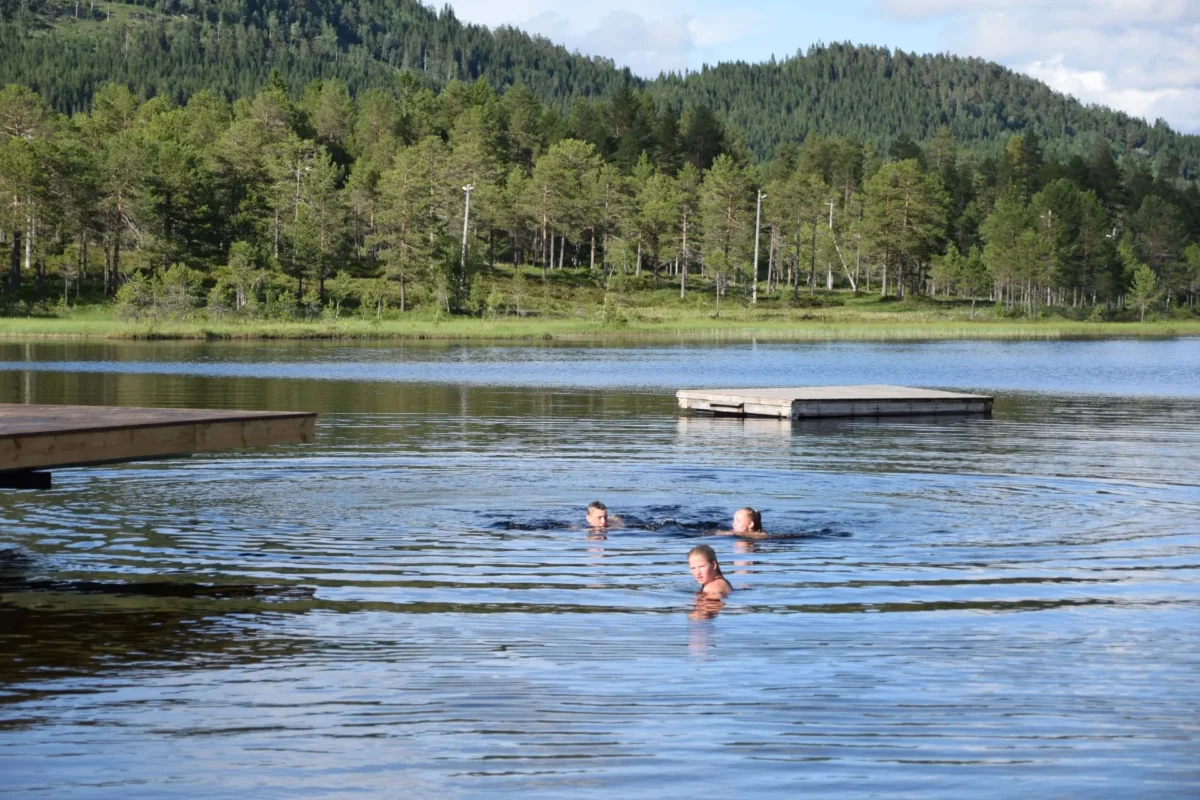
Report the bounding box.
[677,385,993,419]
[0,404,316,482]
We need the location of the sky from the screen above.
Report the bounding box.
[443,0,1200,134]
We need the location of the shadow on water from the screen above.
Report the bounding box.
[0,548,315,711]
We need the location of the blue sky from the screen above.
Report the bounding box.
[444,0,1200,133]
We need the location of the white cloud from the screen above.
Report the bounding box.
[880,0,1200,131]
[579,11,699,75]
[1024,55,1187,122]
[515,8,699,75]
[445,1,760,77]
[442,1,1200,131]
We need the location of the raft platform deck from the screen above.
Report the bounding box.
[677,385,993,420]
[0,404,316,489]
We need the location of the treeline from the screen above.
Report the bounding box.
[2,0,1199,172]
[1,76,1199,323]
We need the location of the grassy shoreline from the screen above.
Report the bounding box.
[1,312,1197,342]
[7,268,1198,342]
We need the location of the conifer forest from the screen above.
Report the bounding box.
[1,0,1198,324]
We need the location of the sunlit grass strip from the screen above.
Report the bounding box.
[0,315,1196,342]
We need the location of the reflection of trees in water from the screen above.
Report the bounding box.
[0,359,662,419]
[0,560,314,710]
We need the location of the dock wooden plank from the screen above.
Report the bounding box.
[677,385,992,419]
[0,404,315,474]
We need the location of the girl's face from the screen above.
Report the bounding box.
[689,553,718,585]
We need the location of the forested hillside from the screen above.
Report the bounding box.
[2,0,1199,172]
[650,46,1200,172]
[0,0,636,116]
[2,72,1198,324]
[1,0,1198,328]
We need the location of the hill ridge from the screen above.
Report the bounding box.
[0,0,1196,173]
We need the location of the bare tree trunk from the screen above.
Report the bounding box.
[8,229,20,293]
[25,216,33,274]
[680,212,688,300]
[767,228,776,294]
[112,229,121,287]
[808,212,817,295]
[79,233,87,301]
[541,208,548,279]
[854,238,861,291]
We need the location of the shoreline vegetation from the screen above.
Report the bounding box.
[3,61,1198,345]
[3,282,1196,342]
[2,322,1192,342]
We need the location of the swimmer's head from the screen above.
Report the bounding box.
[688,544,723,585]
[586,501,608,528]
[732,507,763,534]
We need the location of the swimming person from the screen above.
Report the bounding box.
[723,507,766,538]
[586,501,622,529]
[586,501,609,529]
[688,544,733,597]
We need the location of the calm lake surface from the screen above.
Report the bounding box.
[1,338,1198,798]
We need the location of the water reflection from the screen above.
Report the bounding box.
[689,594,727,621]
[1,340,1199,797]
[0,549,314,711]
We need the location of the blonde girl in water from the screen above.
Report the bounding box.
[688,544,733,597]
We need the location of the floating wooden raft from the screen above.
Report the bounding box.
[677,385,993,419]
[0,404,316,488]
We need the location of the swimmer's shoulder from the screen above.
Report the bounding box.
[703,578,733,597]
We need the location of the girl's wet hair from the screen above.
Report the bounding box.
[738,507,763,532]
[688,544,724,577]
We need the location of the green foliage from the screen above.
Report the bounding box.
[863,159,948,297]
[509,269,527,315]
[113,265,200,321]
[601,292,627,326]
[1124,249,1161,322]
[0,11,1199,324]
[114,271,153,322]
[326,270,354,317]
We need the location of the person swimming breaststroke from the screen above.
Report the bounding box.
[728,507,766,538]
[586,501,623,529]
[688,544,733,597]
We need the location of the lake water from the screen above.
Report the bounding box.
[1,339,1198,798]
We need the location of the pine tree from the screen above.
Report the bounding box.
[700,153,750,295]
[1126,259,1160,322]
[863,160,947,298]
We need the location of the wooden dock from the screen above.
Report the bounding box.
[0,404,316,488]
[677,385,993,419]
